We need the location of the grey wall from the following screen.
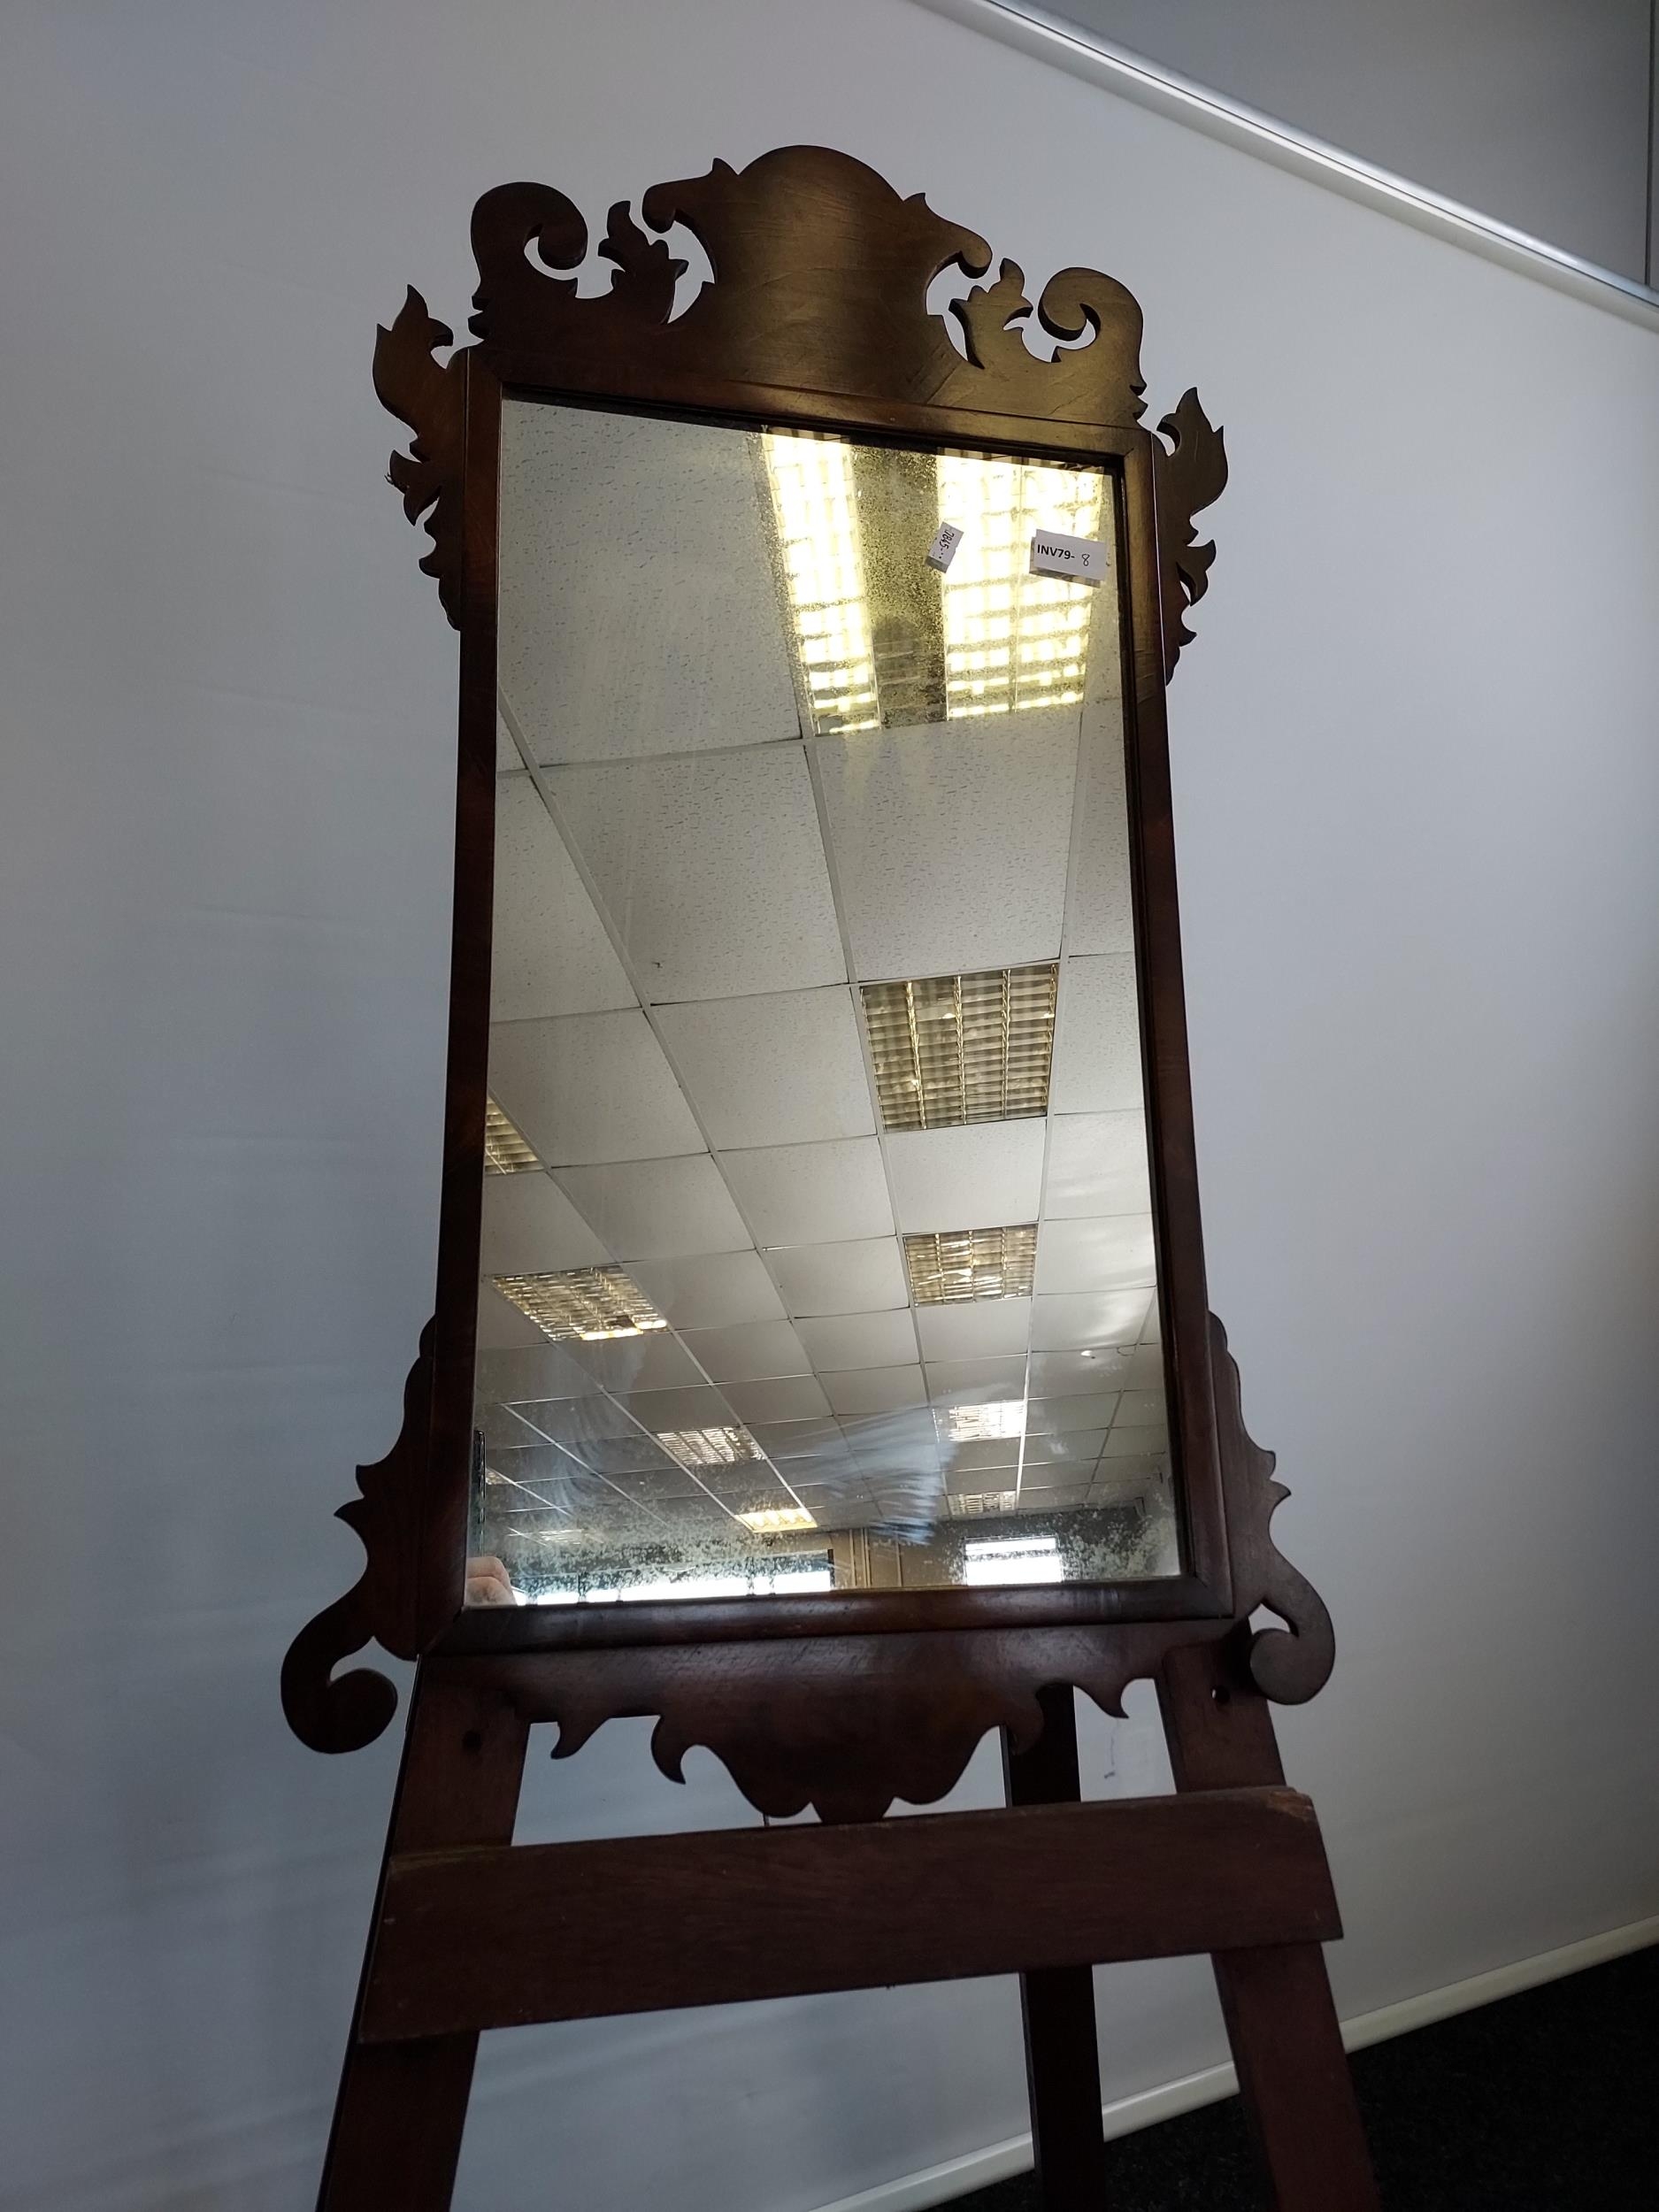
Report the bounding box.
[3,3,1659,2208]
[1043,0,1657,280]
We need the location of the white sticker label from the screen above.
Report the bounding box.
[926,521,964,572]
[1028,528,1108,586]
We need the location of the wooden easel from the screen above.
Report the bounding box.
[316,1629,1374,2211]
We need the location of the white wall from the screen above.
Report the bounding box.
[1048,0,1657,279]
[2,4,1657,2208]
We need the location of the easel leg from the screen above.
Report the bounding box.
[1002,1685,1108,2210]
[319,1662,529,2212]
[1159,1640,1379,2212]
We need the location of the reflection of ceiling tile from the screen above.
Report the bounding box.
[1026,1392,1123,1434]
[1064,726,1135,957]
[940,1439,1022,1479]
[553,1156,750,1262]
[862,965,1056,1133]
[1102,1425,1169,1457]
[1024,1430,1106,1469]
[766,1237,909,1317]
[491,775,634,1022]
[822,1364,928,1416]
[655,987,873,1149]
[551,748,844,1003]
[1029,1348,1133,1398]
[914,1297,1033,1363]
[564,1331,704,1395]
[903,1223,1037,1305]
[1019,1482,1091,1509]
[1091,1456,1166,1492]
[720,1137,894,1247]
[795,1309,919,1371]
[498,403,798,764]
[480,1172,610,1275]
[581,1433,685,1478]
[1051,956,1143,1113]
[721,1373,834,1424]
[841,1409,940,1471]
[1116,1389,1169,1426]
[817,710,1079,979]
[884,1122,1046,1233]
[627,1248,785,1331]
[503,1394,640,1450]
[749,1418,852,1462]
[1034,1217,1156,1296]
[1042,1111,1152,1220]
[1105,1342,1166,1390]
[679,1318,812,1383]
[484,1096,541,1174]
[1030,1292,1149,1353]
[475,1342,606,1405]
[489,1010,703,1166]
[477,1284,549,1351]
[491,1263,664,1344]
[613,1385,733,1433]
[924,1355,1028,1405]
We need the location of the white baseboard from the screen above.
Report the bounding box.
[810,1915,1659,2212]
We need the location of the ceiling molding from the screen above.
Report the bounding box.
[911,0,1659,335]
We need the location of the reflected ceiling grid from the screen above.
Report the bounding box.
[486,407,1164,1539]
[493,687,819,1524]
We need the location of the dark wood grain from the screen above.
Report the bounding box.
[470,150,1147,428]
[440,1624,1218,1824]
[361,1787,1336,2041]
[280,1320,435,1754]
[1002,1688,1109,2210]
[372,289,466,627]
[1153,387,1228,679]
[1161,1640,1379,2209]
[319,1671,528,2212]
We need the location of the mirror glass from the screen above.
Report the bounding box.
[466,396,1179,1606]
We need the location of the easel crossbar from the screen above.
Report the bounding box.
[360,1785,1339,2040]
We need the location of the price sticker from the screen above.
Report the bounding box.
[926,521,964,572]
[1028,528,1108,586]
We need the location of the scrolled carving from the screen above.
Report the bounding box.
[1153,386,1228,676]
[497,1622,1214,1824]
[468,183,684,344]
[1209,1313,1335,1704]
[465,146,1147,426]
[373,289,466,628]
[280,1320,437,1752]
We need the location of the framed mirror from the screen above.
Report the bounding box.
[283,148,1306,1762]
[476,397,1182,1609]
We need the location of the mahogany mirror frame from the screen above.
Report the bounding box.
[282,147,1333,1807]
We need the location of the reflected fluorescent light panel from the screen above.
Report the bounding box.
[737,1504,818,1532]
[863,964,1057,1132]
[656,1425,765,1470]
[938,456,1104,718]
[963,1534,1064,1586]
[763,432,879,734]
[949,1488,1019,1517]
[764,433,1103,734]
[942,1399,1027,1442]
[905,1223,1038,1306]
[484,1096,541,1173]
[492,1265,668,1345]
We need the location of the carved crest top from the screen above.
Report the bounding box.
[468,144,1149,427]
